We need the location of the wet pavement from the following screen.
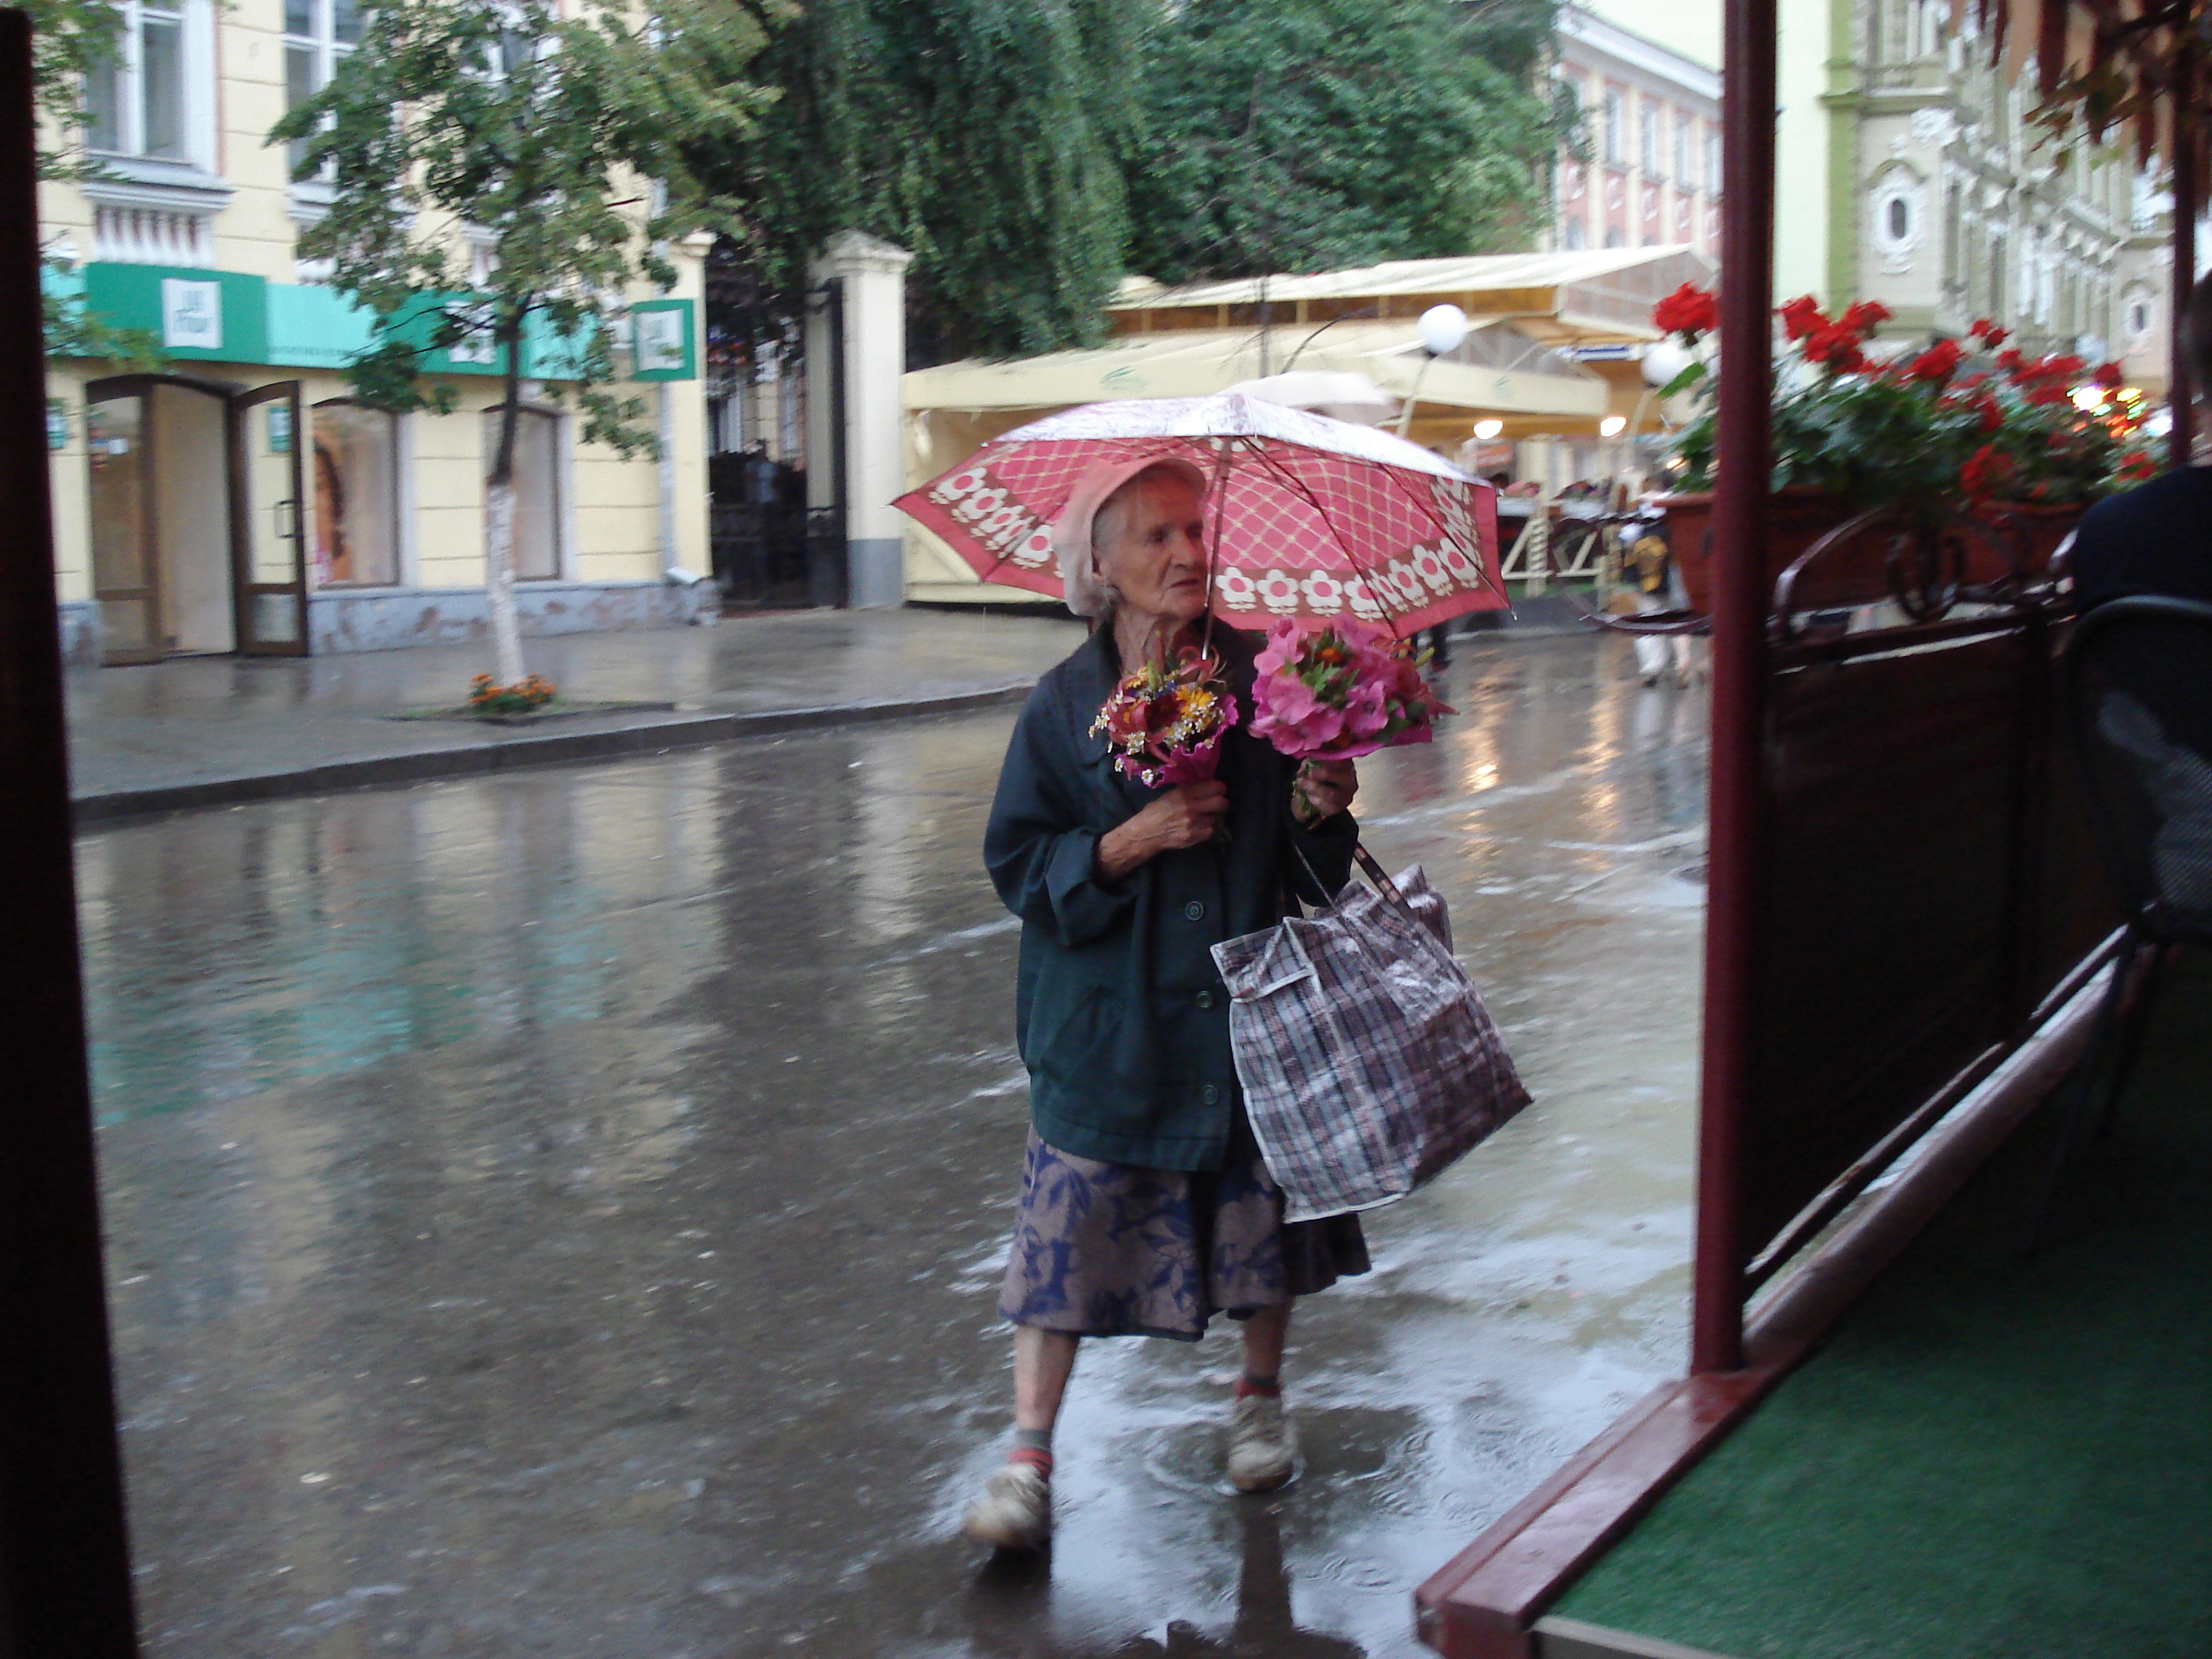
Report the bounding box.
[79,628,1708,1658]
[68,609,1086,815]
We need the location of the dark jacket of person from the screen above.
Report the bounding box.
[985,626,1357,1172]
[2070,464,2212,610]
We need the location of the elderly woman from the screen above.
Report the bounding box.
[964,457,1369,1552]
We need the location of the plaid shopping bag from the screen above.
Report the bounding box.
[1210,858,1531,1223]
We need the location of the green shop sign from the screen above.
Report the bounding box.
[80,265,268,363]
[629,299,696,381]
[64,264,695,383]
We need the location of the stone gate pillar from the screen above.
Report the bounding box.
[807,230,915,609]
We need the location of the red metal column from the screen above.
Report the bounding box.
[1691,0,1780,1378]
[0,9,145,1654]
[2171,112,2198,469]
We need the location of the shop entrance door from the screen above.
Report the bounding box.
[83,376,309,663]
[230,382,308,655]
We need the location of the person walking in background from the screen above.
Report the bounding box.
[1621,507,1695,687]
[965,457,1368,1553]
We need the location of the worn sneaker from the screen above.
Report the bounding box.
[962,1460,1052,1551]
[1227,1393,1298,1492]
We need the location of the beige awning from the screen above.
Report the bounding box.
[1106,245,1719,348]
[903,320,1609,425]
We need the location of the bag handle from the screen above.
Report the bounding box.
[1288,831,1415,919]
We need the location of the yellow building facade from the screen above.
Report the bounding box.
[42,0,709,665]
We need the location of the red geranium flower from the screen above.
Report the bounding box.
[1839,300,1892,333]
[1995,348,2025,373]
[1803,324,1862,364]
[2094,361,2124,389]
[1968,319,2009,346]
[1958,443,2015,503]
[1907,339,1965,384]
[1652,283,1719,337]
[1778,295,1827,342]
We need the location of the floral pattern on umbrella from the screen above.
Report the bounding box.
[893,394,1505,637]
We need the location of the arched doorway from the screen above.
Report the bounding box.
[83,374,309,664]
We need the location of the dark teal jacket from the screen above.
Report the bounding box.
[984,627,1357,1171]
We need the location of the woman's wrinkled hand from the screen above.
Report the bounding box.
[1095,781,1229,881]
[1292,758,1358,826]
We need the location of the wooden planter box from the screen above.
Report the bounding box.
[1660,490,2083,614]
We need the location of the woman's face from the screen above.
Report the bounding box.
[1095,474,1209,628]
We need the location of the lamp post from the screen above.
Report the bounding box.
[1396,302,1470,438]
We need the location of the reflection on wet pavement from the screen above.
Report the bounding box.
[79,629,1707,1658]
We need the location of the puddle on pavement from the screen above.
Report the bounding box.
[77,630,1704,1657]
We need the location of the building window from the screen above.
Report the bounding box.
[484,405,562,581]
[311,401,400,588]
[1675,110,1692,187]
[1707,129,1721,196]
[1602,89,1624,167]
[86,0,197,161]
[1564,217,1587,251]
[1641,102,1661,177]
[284,0,363,174]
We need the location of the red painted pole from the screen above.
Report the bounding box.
[1691,0,1779,1378]
[0,9,145,1653]
[2171,114,2198,469]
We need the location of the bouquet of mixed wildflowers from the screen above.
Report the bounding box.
[1091,646,1240,788]
[1249,618,1453,761]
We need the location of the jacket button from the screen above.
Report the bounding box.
[1196,988,1216,1009]
[1184,900,1206,921]
[1200,1084,1220,1105]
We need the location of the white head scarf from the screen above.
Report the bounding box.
[1048,456,1210,618]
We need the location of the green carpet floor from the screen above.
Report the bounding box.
[1552,951,2212,1659]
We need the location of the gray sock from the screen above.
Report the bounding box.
[1012,1427,1054,1456]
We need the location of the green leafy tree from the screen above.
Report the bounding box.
[699,0,1141,364]
[1125,0,1565,285]
[272,0,775,684]
[27,0,165,366]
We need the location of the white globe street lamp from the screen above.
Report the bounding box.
[1473,418,1504,440]
[1640,339,1694,390]
[1599,415,1628,438]
[1398,304,1473,438]
[1418,303,1470,357]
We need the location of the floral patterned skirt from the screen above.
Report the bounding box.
[997,1128,1371,1342]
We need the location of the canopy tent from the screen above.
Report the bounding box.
[1108,245,1718,348]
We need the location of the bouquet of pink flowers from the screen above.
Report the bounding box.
[1091,646,1240,788]
[1249,617,1453,760]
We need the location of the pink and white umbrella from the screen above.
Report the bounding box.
[893,392,1504,636]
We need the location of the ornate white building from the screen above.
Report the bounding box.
[1566,0,2187,385]
[1816,2,2145,356]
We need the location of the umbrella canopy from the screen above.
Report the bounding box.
[1225,370,1401,426]
[892,392,1505,636]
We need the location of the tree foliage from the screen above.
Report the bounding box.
[272,0,775,679]
[698,0,1140,364]
[275,0,773,449]
[1123,0,1565,285]
[27,0,166,365]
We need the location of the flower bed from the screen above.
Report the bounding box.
[1647,285,2156,612]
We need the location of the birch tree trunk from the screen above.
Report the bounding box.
[484,308,526,686]
[485,475,524,685]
